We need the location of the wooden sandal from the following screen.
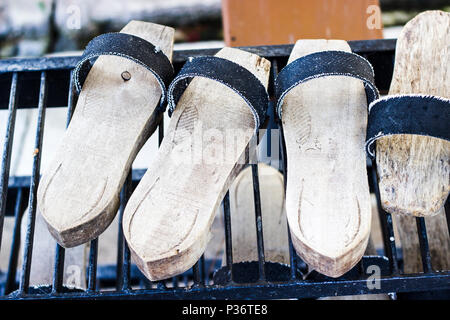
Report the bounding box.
[122,48,271,281]
[275,40,379,277]
[224,163,289,265]
[37,21,175,248]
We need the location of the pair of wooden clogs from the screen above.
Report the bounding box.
[36,11,449,281]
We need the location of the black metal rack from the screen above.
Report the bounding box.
[0,39,449,300]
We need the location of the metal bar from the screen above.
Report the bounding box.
[382,213,400,274]
[174,39,396,62]
[192,261,202,287]
[172,276,179,289]
[87,238,98,292]
[122,224,131,291]
[158,116,164,147]
[222,191,233,282]
[116,216,124,291]
[0,73,20,254]
[4,272,449,301]
[19,71,47,294]
[65,71,77,126]
[117,171,132,291]
[279,124,287,188]
[4,188,23,294]
[140,278,152,290]
[279,124,299,280]
[370,160,399,275]
[200,255,206,285]
[116,205,125,289]
[0,56,80,73]
[415,217,433,273]
[251,163,266,282]
[357,259,365,277]
[156,281,167,290]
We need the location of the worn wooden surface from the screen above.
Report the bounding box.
[223,163,289,265]
[37,21,174,248]
[122,47,271,281]
[282,39,371,278]
[376,11,450,273]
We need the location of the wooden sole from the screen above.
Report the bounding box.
[37,21,174,248]
[122,48,271,281]
[282,40,371,278]
[223,163,289,265]
[375,11,450,272]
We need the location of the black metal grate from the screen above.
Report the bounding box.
[0,39,449,300]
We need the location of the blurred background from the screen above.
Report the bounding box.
[0,0,449,58]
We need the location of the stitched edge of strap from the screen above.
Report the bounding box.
[275,50,379,119]
[73,32,174,110]
[167,56,269,130]
[365,94,450,158]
